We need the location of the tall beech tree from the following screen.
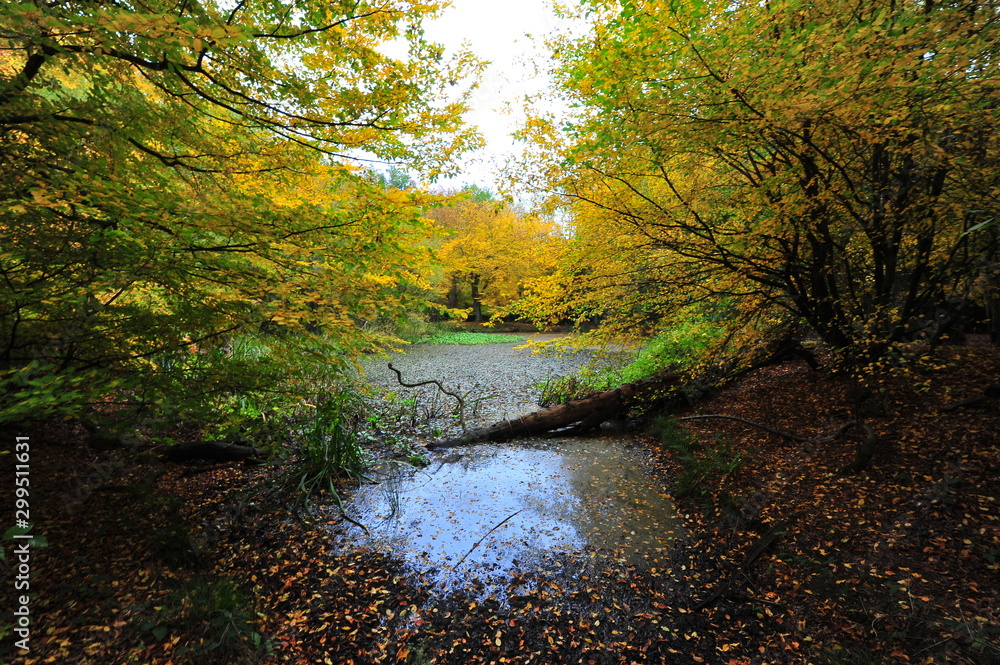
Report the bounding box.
[524,0,1000,364]
[427,191,563,322]
[0,0,482,422]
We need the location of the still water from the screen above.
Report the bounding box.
[341,435,679,592]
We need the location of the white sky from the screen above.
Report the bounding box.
[421,0,568,194]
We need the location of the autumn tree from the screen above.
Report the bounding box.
[0,0,482,424]
[521,0,1000,364]
[427,189,563,322]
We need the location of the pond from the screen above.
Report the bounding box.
[338,339,679,598]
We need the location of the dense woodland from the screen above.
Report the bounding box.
[2,0,999,664]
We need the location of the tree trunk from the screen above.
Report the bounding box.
[839,422,879,474]
[987,287,1000,346]
[424,328,815,450]
[426,373,684,449]
[447,275,459,309]
[470,273,483,323]
[982,255,1000,346]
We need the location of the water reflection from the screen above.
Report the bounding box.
[337,436,679,592]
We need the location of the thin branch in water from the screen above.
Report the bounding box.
[454,509,525,569]
[387,362,468,431]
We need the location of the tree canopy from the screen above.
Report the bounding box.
[516,0,1000,365]
[0,0,483,423]
[427,190,564,322]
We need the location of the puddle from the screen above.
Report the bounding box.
[336,436,679,595]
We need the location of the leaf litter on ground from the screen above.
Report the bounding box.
[6,343,1000,664]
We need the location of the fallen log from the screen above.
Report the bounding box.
[426,373,684,449]
[423,329,820,450]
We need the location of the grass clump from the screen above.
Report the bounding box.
[407,453,430,467]
[289,391,368,514]
[419,331,524,345]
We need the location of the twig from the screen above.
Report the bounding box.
[454,509,524,568]
[388,363,468,430]
[911,636,955,657]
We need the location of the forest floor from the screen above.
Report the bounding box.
[2,342,999,665]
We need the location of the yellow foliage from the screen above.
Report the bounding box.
[426,192,565,320]
[511,0,1000,355]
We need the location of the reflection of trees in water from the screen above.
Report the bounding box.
[559,439,680,554]
[517,462,583,524]
[448,445,503,473]
[340,438,679,590]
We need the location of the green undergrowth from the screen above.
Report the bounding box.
[148,576,270,664]
[650,415,747,499]
[418,331,524,345]
[288,391,368,514]
[539,320,719,405]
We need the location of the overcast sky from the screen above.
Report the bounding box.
[421,0,568,194]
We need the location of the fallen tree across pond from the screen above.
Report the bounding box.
[425,373,685,449]
[423,332,822,450]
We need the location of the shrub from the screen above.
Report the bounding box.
[289,391,368,513]
[148,576,269,664]
[537,319,721,406]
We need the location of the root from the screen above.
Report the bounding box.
[692,515,800,611]
[678,414,879,474]
[677,414,860,444]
